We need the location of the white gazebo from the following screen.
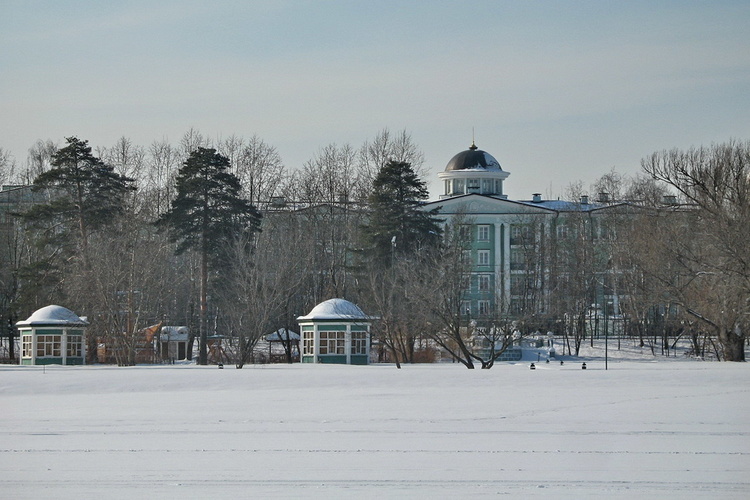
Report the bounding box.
[17,305,89,365]
[297,298,371,365]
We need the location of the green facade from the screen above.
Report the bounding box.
[20,327,85,366]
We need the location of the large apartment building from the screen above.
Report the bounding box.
[422,142,627,325]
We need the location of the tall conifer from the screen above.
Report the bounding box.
[156,147,261,364]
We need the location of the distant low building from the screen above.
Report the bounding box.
[159,326,189,361]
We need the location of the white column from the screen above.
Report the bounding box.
[345,325,352,365]
[494,221,503,310]
[62,328,67,365]
[32,328,37,364]
[502,222,511,306]
[313,325,319,363]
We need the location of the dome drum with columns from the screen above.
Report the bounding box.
[438,142,510,199]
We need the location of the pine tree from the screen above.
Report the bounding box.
[156,147,261,365]
[361,160,442,265]
[24,136,136,266]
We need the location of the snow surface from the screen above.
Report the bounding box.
[1,344,749,499]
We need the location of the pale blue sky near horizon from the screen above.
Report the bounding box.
[2,0,749,199]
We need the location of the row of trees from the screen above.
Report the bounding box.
[1,131,747,365]
[0,129,428,366]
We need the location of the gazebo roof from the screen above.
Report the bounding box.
[266,328,300,341]
[16,305,89,327]
[297,298,370,321]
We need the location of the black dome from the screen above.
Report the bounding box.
[444,143,502,172]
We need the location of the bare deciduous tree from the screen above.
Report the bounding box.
[641,140,750,361]
[221,212,313,368]
[356,129,425,202]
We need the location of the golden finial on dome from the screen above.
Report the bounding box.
[470,127,477,150]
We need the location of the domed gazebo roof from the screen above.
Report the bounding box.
[444,142,502,172]
[297,298,369,321]
[16,305,89,327]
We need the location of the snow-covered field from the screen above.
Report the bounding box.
[2,344,749,499]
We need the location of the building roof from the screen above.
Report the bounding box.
[518,199,603,211]
[266,328,300,341]
[444,143,502,172]
[16,305,89,327]
[160,326,189,341]
[297,298,370,321]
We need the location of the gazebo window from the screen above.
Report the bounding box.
[37,334,61,357]
[319,331,345,355]
[302,331,314,355]
[351,332,367,355]
[22,335,32,357]
[67,335,83,357]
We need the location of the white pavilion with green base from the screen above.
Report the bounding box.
[297,298,371,365]
[17,305,89,365]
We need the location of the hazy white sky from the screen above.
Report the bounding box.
[2,1,749,199]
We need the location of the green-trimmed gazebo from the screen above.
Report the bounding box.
[17,305,89,365]
[297,298,371,365]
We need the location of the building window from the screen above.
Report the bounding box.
[478,225,490,241]
[302,331,314,355]
[467,179,480,191]
[511,299,523,314]
[510,249,526,270]
[510,276,524,295]
[556,224,568,239]
[478,300,491,316]
[461,301,472,316]
[478,274,491,292]
[482,179,493,194]
[319,331,345,355]
[477,250,490,266]
[453,179,464,194]
[67,335,82,357]
[351,332,367,355]
[462,274,472,292]
[510,225,531,244]
[22,335,32,358]
[37,334,61,357]
[512,275,536,295]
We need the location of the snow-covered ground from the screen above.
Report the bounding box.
[2,343,749,499]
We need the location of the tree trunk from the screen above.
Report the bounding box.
[719,328,745,361]
[199,246,208,365]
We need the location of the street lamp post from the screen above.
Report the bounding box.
[604,301,613,371]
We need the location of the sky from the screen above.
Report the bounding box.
[2,0,749,200]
